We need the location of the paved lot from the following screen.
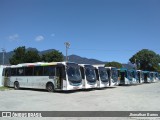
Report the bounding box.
[1,82,160,120]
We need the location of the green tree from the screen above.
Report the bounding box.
[24,50,41,63]
[105,61,122,68]
[129,49,160,71]
[9,46,26,65]
[42,50,64,62]
[10,46,41,65]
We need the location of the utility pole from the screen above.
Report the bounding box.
[1,48,6,65]
[64,42,70,62]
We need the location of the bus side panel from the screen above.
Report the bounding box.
[9,77,29,88]
[9,77,15,87]
[28,76,57,89]
[29,76,46,89]
[62,79,67,90]
[16,77,28,88]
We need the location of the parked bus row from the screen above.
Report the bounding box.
[0,62,159,92]
[118,68,160,85]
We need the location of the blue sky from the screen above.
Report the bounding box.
[0,0,160,63]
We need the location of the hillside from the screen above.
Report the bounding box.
[0,48,106,65]
[67,55,106,64]
[0,48,135,69]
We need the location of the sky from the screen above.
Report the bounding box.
[0,0,160,63]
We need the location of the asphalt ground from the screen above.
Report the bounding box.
[1,81,160,120]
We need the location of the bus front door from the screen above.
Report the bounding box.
[56,66,63,89]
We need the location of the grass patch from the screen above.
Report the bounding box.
[0,86,12,91]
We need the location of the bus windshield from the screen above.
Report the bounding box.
[141,72,144,79]
[147,73,151,78]
[127,71,132,81]
[99,67,109,82]
[85,65,96,83]
[111,68,118,82]
[67,63,82,85]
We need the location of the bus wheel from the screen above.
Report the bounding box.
[46,83,54,92]
[14,82,20,90]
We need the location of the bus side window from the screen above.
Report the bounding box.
[6,68,11,77]
[17,67,25,76]
[2,68,6,76]
[44,65,55,76]
[11,68,17,76]
[34,66,43,76]
[80,66,85,79]
[2,68,9,77]
[95,69,99,81]
[107,69,110,78]
[25,67,33,76]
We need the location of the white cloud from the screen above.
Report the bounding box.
[35,35,44,42]
[8,34,19,41]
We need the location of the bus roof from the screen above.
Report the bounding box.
[78,64,93,67]
[117,68,128,72]
[143,71,150,73]
[8,62,77,68]
[105,67,117,69]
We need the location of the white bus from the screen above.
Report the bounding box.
[143,71,151,83]
[105,67,119,86]
[118,68,132,85]
[3,62,83,92]
[79,64,97,89]
[137,70,144,83]
[128,69,139,84]
[93,65,109,88]
[150,72,157,82]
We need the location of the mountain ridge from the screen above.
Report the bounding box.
[0,48,106,65]
[0,48,134,69]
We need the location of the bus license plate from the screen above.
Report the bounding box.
[91,85,95,88]
[73,87,79,89]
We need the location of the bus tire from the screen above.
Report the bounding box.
[14,81,20,90]
[46,83,54,92]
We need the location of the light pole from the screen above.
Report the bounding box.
[1,48,6,65]
[64,42,70,62]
